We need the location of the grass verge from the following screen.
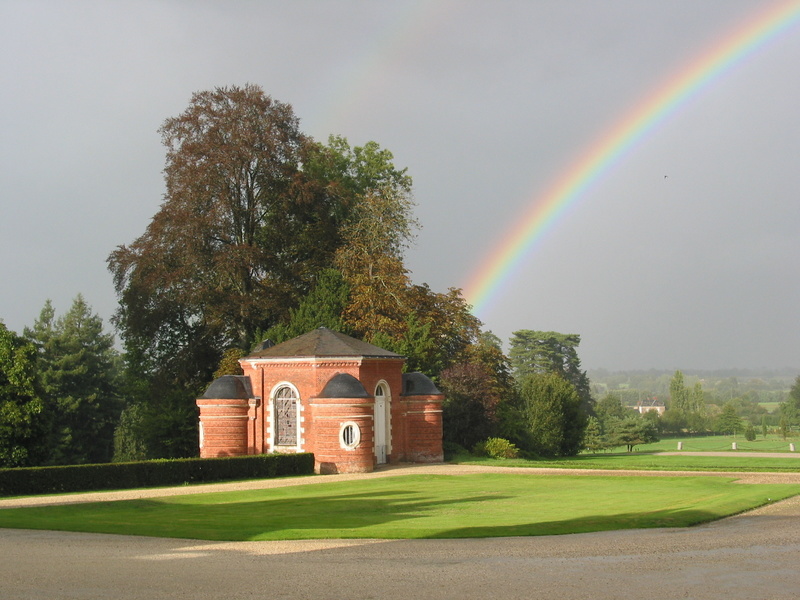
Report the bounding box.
[0,473,796,541]
[453,450,800,472]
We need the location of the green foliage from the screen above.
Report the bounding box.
[213,347,246,378]
[608,417,659,452]
[716,403,743,435]
[0,323,46,467]
[0,453,315,497]
[368,312,440,375]
[669,370,689,411]
[263,268,351,345]
[519,372,586,457]
[24,296,123,465]
[472,437,520,459]
[595,393,630,424]
[510,330,592,410]
[112,403,148,462]
[780,376,800,426]
[582,416,607,453]
[440,362,501,449]
[439,330,523,454]
[744,422,756,441]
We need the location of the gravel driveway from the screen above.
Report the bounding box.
[2,463,799,600]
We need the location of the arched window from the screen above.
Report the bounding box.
[273,385,298,447]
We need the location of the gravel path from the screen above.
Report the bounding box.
[2,463,800,599]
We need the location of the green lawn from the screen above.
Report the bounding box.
[0,473,796,541]
[454,445,800,472]
[458,454,800,472]
[632,434,798,453]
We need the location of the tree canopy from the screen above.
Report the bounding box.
[519,371,585,457]
[105,84,478,459]
[108,85,342,386]
[509,330,592,410]
[0,323,46,467]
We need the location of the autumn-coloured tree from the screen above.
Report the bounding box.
[108,85,346,389]
[439,332,520,450]
[336,189,416,337]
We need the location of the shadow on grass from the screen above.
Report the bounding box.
[426,508,721,539]
[0,488,515,541]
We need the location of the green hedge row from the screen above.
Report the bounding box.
[0,453,315,497]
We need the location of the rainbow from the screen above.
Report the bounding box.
[309,1,451,136]
[464,0,800,318]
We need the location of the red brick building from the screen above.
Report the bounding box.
[196,327,444,473]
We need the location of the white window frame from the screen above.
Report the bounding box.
[339,421,361,450]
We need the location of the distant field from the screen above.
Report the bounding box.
[0,473,796,541]
[632,435,797,454]
[454,437,800,472]
[457,453,800,472]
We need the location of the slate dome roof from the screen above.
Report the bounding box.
[319,373,370,398]
[201,375,252,399]
[402,372,441,396]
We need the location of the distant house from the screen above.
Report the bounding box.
[636,398,666,416]
[196,327,444,474]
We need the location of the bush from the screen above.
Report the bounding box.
[472,437,520,459]
[744,423,756,442]
[0,453,315,497]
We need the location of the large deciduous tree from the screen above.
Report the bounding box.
[108,85,345,388]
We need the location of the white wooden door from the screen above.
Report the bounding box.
[374,387,387,464]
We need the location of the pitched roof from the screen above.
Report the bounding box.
[246,327,403,359]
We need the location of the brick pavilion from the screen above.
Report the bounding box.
[196,327,444,473]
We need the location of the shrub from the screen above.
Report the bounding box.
[744,423,756,442]
[472,437,520,459]
[0,453,315,497]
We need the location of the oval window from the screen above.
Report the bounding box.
[340,421,361,449]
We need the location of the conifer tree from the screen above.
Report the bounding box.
[25,296,123,464]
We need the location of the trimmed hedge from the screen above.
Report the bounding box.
[0,453,315,497]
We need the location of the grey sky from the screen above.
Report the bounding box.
[1,1,798,371]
